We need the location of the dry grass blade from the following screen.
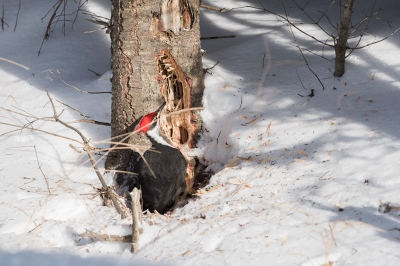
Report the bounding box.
[266,121,272,137]
[0,56,30,70]
[34,145,51,195]
[299,149,308,157]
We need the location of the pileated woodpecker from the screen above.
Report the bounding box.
[134,104,187,214]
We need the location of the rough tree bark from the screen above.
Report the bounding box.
[106,0,204,194]
[334,0,355,77]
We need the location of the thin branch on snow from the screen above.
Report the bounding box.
[78,229,132,243]
[0,57,29,70]
[34,145,52,195]
[200,4,228,13]
[57,70,111,94]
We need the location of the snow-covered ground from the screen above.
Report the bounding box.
[1,0,400,265]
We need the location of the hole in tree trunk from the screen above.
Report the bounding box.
[179,126,188,144]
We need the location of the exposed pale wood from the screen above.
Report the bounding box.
[130,188,143,253]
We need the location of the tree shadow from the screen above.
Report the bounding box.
[199,0,400,166]
[197,0,400,249]
[0,0,112,144]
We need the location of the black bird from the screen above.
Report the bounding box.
[135,105,187,213]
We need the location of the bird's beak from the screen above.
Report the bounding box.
[156,102,166,122]
[156,102,166,113]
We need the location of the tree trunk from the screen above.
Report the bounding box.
[334,0,354,77]
[106,0,204,193]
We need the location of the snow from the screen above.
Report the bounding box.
[1,0,400,265]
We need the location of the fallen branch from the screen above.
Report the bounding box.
[45,89,126,218]
[130,188,143,253]
[0,56,30,70]
[78,229,131,243]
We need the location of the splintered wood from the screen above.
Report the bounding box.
[150,0,194,41]
[157,50,196,192]
[157,50,195,149]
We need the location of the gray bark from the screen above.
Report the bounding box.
[106,0,204,192]
[334,0,355,77]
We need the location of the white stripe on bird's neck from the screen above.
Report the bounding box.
[146,122,173,148]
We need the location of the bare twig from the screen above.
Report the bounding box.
[296,69,307,91]
[235,96,243,113]
[55,99,111,126]
[164,107,203,118]
[38,0,64,55]
[45,89,126,218]
[34,145,52,195]
[201,35,236,40]
[57,70,111,94]
[88,68,101,76]
[200,4,228,13]
[13,0,21,31]
[1,5,9,30]
[0,121,82,143]
[78,229,132,242]
[257,1,335,48]
[293,0,336,39]
[348,26,400,50]
[69,144,82,153]
[56,99,89,118]
[70,119,111,126]
[283,4,325,90]
[289,43,332,62]
[204,61,219,74]
[0,56,30,70]
[0,106,37,119]
[71,0,87,32]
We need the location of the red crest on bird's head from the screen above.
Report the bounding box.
[138,112,158,133]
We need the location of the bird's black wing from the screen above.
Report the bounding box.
[139,144,187,213]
